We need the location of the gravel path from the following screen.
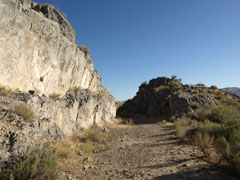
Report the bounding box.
[85,124,236,180]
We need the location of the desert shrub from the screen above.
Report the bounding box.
[195,132,214,157]
[210,85,218,90]
[232,152,240,175]
[197,121,225,138]
[225,119,240,129]
[154,85,169,92]
[86,130,106,143]
[79,143,93,153]
[190,101,201,110]
[198,105,240,124]
[168,80,182,89]
[1,144,57,180]
[174,116,191,128]
[14,104,35,123]
[215,136,230,160]
[54,140,76,159]
[174,116,193,138]
[79,45,90,56]
[176,126,189,138]
[229,130,240,155]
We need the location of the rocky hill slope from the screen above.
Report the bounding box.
[117,76,240,123]
[0,0,116,166]
[222,87,240,96]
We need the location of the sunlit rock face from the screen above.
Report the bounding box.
[0,0,101,97]
[0,0,116,164]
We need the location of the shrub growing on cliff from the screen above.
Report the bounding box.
[210,85,218,90]
[79,45,90,56]
[14,104,35,123]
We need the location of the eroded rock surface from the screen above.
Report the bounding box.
[0,0,102,96]
[0,89,116,165]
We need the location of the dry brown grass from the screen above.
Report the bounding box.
[53,128,110,180]
[14,104,35,123]
[49,93,61,99]
[0,86,14,97]
[190,101,201,110]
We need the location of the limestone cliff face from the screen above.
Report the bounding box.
[0,0,116,164]
[0,0,101,96]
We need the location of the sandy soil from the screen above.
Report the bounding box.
[84,123,237,180]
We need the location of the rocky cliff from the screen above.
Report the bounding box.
[0,0,116,165]
[117,77,240,123]
[0,0,101,96]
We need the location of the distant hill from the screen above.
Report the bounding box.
[222,87,240,96]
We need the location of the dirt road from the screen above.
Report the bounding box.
[85,124,236,180]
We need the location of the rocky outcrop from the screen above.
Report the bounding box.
[0,0,116,166]
[0,0,101,96]
[0,89,115,164]
[117,77,239,123]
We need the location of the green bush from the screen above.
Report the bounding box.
[1,144,57,180]
[195,132,214,157]
[79,143,93,153]
[86,130,105,142]
[215,136,230,160]
[232,152,240,175]
[197,122,225,138]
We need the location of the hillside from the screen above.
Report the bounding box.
[222,87,240,96]
[117,76,240,123]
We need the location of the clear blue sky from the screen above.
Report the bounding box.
[35,0,240,101]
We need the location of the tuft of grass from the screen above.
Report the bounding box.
[54,140,76,159]
[49,93,61,99]
[14,104,35,123]
[86,129,106,143]
[79,143,93,153]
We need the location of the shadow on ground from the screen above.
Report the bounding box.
[152,164,235,180]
